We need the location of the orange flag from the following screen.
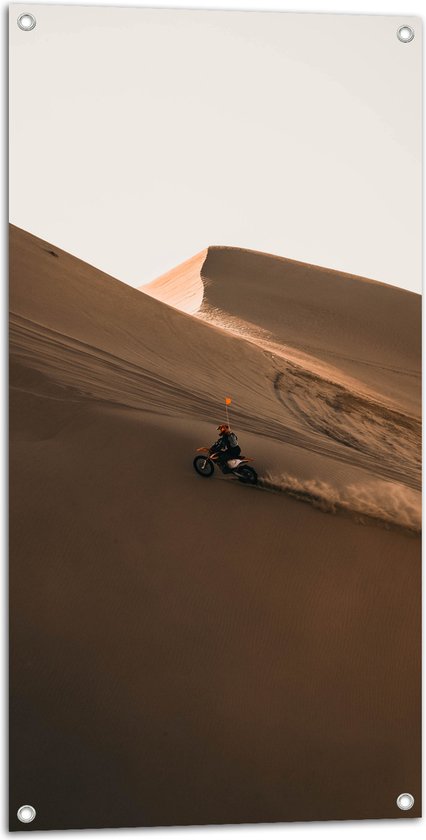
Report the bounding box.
[225,397,232,406]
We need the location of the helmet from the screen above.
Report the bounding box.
[217,423,230,434]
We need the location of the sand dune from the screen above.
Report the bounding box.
[141,243,421,507]
[144,245,421,415]
[11,226,421,517]
[10,225,421,829]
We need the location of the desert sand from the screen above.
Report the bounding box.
[10,225,421,829]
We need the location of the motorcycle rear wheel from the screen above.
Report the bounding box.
[236,465,258,485]
[193,455,214,477]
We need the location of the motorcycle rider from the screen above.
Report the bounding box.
[210,424,241,467]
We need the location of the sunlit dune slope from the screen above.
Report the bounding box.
[143,249,207,313]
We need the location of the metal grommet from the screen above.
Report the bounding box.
[396,793,414,811]
[397,25,415,43]
[17,13,37,31]
[17,805,36,823]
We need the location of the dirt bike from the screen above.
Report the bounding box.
[193,447,258,484]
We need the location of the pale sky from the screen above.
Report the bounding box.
[10,4,422,292]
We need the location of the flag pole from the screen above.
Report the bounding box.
[225,396,232,427]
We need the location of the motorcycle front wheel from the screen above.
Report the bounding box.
[193,455,214,478]
[236,465,258,485]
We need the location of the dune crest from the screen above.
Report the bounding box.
[142,249,207,314]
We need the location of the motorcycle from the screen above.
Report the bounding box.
[193,447,258,485]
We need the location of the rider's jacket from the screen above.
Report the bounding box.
[210,432,238,454]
